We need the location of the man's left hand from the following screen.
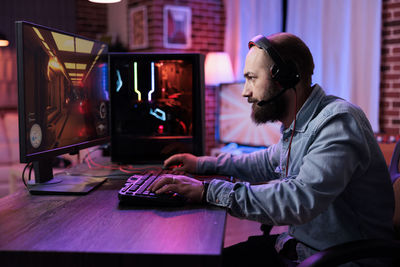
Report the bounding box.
[148,175,204,203]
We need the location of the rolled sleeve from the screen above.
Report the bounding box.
[206,178,291,225]
[206,179,235,207]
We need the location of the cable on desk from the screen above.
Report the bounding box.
[19,148,161,188]
[28,162,34,182]
[21,162,33,188]
[81,146,102,164]
[81,146,160,174]
[81,146,122,171]
[85,152,123,170]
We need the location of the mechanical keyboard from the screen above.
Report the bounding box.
[118,169,187,206]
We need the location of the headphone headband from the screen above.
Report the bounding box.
[248,34,300,89]
[248,35,286,69]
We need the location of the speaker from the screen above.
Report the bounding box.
[248,35,300,90]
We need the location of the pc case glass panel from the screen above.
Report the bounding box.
[110,53,205,164]
[114,59,193,137]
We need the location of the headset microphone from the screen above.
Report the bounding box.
[257,87,290,106]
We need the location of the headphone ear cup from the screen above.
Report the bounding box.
[270,64,280,80]
[284,60,300,88]
[270,60,300,89]
[270,64,286,87]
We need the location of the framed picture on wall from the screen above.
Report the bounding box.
[129,6,148,50]
[163,5,192,49]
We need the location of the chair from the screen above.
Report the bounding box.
[298,141,400,267]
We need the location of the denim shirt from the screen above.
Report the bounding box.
[198,85,395,261]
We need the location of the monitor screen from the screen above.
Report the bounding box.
[17,21,109,162]
[109,53,205,164]
[217,82,281,147]
[16,21,109,193]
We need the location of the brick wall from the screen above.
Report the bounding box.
[381,0,400,135]
[128,0,225,154]
[128,0,225,53]
[76,0,108,39]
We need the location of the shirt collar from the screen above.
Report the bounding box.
[282,84,326,134]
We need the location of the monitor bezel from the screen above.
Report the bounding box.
[16,21,110,164]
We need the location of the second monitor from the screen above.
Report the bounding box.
[110,53,205,164]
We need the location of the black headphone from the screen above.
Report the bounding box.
[248,35,300,91]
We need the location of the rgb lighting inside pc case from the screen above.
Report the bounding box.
[109,53,205,163]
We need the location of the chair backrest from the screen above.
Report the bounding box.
[388,140,400,238]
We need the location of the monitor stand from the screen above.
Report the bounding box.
[27,159,107,195]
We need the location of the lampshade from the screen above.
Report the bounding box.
[0,33,9,47]
[205,52,234,86]
[88,0,121,3]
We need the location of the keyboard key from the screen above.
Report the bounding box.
[121,184,133,193]
[135,179,145,186]
[128,185,139,192]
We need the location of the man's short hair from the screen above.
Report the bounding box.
[268,33,315,87]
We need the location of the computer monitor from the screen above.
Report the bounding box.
[109,53,205,164]
[16,21,110,194]
[217,82,281,147]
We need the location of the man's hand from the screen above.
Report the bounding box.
[148,175,204,203]
[163,153,198,173]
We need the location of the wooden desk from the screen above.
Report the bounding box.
[0,179,226,267]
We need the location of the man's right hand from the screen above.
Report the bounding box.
[163,153,198,173]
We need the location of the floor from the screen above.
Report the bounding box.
[224,214,288,248]
[224,214,263,247]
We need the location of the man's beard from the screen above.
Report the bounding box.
[250,86,287,124]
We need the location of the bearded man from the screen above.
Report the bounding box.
[150,33,394,266]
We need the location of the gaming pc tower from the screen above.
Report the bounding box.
[109,53,205,164]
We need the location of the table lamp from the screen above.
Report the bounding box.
[0,33,9,47]
[205,52,234,86]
